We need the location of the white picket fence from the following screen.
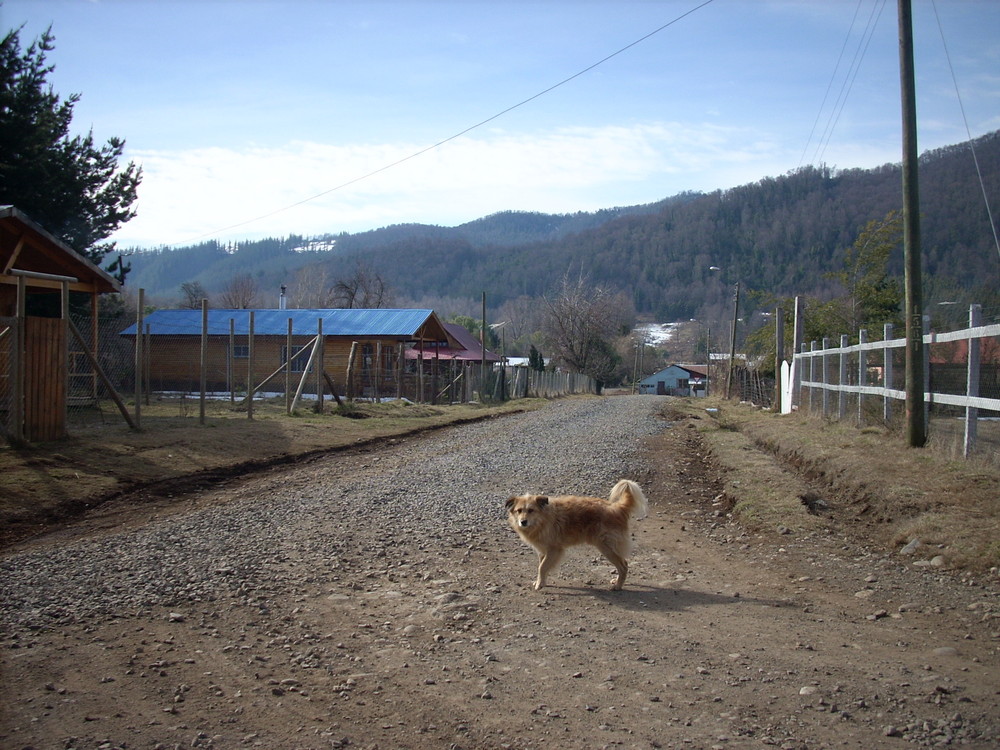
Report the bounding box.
[784,304,1000,458]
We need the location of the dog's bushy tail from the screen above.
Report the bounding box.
[610,479,648,520]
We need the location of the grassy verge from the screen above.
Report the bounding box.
[669,396,1000,573]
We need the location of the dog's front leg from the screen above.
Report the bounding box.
[535,548,564,590]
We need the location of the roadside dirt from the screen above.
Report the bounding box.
[2,406,999,749]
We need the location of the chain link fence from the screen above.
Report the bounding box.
[0,317,16,441]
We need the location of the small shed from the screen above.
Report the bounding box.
[638,364,708,396]
[1,206,121,442]
[119,307,461,396]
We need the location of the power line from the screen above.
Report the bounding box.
[798,0,865,169]
[931,0,1000,264]
[170,0,716,247]
[811,0,887,166]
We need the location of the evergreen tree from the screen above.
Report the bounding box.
[0,24,141,279]
[528,344,545,372]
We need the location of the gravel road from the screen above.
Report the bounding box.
[1,396,663,631]
[2,395,998,750]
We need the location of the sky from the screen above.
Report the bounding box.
[5,0,999,249]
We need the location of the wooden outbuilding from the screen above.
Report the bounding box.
[1,206,122,442]
[119,307,462,398]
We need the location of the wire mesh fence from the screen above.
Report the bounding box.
[0,316,16,441]
[26,304,595,438]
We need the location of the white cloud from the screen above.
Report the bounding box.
[113,121,800,248]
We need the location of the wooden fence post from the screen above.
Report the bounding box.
[964,304,982,457]
[199,299,207,425]
[858,329,868,425]
[134,288,144,428]
[923,315,931,439]
[396,343,404,401]
[247,311,255,421]
[838,334,849,420]
[346,342,358,401]
[883,323,894,423]
[316,318,324,413]
[285,319,293,414]
[432,348,439,405]
[291,335,321,413]
[144,323,151,406]
[808,341,816,413]
[229,318,236,405]
[821,338,831,417]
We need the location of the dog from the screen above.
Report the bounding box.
[505,479,648,590]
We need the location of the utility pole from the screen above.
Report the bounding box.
[480,291,486,399]
[774,306,784,412]
[726,281,740,399]
[898,0,926,447]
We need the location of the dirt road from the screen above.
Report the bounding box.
[2,401,998,750]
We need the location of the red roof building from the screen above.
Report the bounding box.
[404,323,501,363]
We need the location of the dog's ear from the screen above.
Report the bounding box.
[505,496,516,510]
[536,496,549,507]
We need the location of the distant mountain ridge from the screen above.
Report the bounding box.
[122,131,999,321]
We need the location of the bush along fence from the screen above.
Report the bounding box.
[789,304,1000,460]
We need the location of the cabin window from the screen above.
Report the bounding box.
[281,345,312,372]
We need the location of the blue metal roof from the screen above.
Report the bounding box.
[121,308,441,338]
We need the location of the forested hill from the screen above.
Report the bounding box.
[124,131,999,320]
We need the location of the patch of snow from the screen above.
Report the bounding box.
[635,322,682,346]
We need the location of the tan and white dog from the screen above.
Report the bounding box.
[505,479,648,590]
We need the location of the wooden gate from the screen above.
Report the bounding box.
[23,317,67,441]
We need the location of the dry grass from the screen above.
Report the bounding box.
[670,397,1000,572]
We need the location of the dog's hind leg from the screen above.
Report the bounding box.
[596,543,629,590]
[535,548,564,590]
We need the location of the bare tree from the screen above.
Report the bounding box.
[179,281,208,309]
[219,273,258,309]
[290,265,336,308]
[542,274,633,386]
[496,295,544,350]
[333,261,393,308]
